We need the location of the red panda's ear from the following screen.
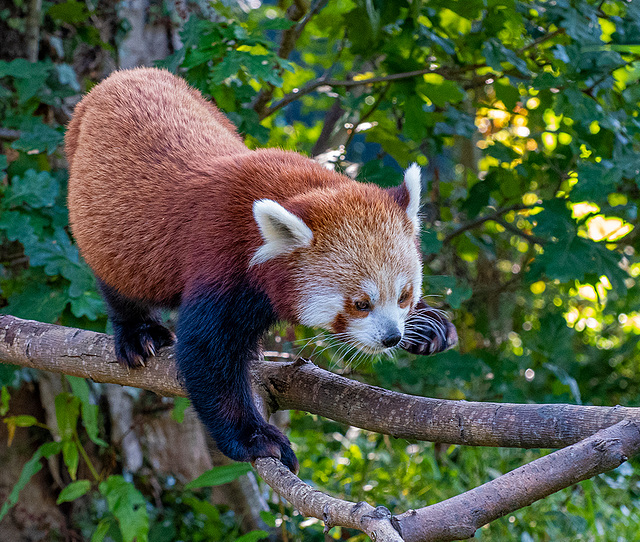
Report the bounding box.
[390,163,421,233]
[250,199,314,266]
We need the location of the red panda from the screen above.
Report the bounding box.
[66,67,456,472]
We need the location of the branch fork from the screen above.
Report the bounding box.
[1,314,639,541]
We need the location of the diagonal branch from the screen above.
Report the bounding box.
[395,420,640,542]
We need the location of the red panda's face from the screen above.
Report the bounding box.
[295,236,422,354]
[251,164,424,355]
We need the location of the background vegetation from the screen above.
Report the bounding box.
[2,0,640,540]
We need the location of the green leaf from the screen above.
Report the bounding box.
[55,392,81,440]
[70,293,105,321]
[0,386,9,416]
[424,275,472,309]
[421,230,443,255]
[234,531,270,542]
[66,376,107,446]
[11,123,64,155]
[47,1,91,24]
[494,79,520,110]
[62,440,79,480]
[3,169,59,208]
[99,475,149,542]
[185,463,252,489]
[259,510,277,528]
[0,154,7,171]
[571,161,622,203]
[260,17,295,30]
[3,282,69,323]
[171,397,191,423]
[0,59,51,102]
[0,211,38,246]
[91,519,113,542]
[0,441,62,521]
[57,479,91,504]
[4,415,38,427]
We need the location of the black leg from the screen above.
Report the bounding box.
[97,278,175,367]
[176,283,298,473]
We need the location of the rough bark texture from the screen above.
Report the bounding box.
[2,315,639,449]
[396,420,640,541]
[2,314,640,541]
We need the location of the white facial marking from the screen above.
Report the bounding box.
[403,163,421,232]
[299,289,344,328]
[250,199,313,266]
[360,279,380,304]
[346,273,414,352]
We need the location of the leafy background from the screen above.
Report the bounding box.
[2,0,640,540]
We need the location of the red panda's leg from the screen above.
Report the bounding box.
[176,283,299,473]
[97,278,176,368]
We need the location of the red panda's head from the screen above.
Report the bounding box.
[250,164,425,355]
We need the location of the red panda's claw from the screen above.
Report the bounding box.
[113,321,175,368]
[244,424,299,474]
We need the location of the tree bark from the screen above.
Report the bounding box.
[2,314,640,541]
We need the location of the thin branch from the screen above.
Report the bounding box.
[0,128,21,140]
[517,28,565,55]
[254,457,403,541]
[494,217,546,245]
[440,204,533,247]
[260,64,485,120]
[25,0,42,62]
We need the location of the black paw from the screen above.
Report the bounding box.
[219,422,299,473]
[113,321,176,368]
[401,300,458,356]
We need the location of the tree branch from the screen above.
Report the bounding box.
[259,64,485,120]
[252,0,328,117]
[395,420,640,542]
[2,314,640,541]
[2,314,639,449]
[0,128,21,140]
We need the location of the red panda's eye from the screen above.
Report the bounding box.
[354,300,372,312]
[398,292,409,304]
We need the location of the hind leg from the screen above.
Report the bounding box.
[97,278,176,368]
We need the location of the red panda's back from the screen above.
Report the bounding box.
[66,68,248,303]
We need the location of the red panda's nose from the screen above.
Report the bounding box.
[381,331,402,348]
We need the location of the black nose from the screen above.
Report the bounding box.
[381,332,402,348]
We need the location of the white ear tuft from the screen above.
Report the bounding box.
[403,163,421,231]
[250,199,314,266]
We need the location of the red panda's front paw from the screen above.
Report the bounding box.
[401,302,458,356]
[113,321,176,368]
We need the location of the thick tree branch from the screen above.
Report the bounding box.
[395,420,640,542]
[254,421,640,542]
[2,314,639,449]
[2,314,640,541]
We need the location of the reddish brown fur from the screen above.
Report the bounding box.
[66,68,415,320]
